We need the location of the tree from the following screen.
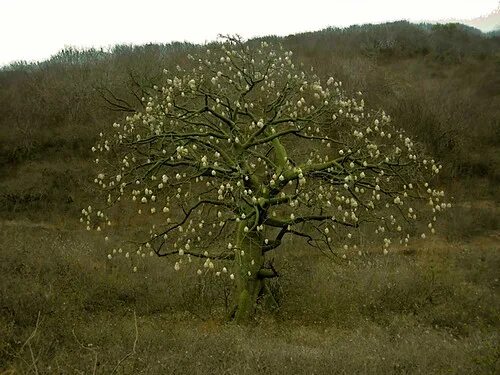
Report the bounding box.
[81,36,450,323]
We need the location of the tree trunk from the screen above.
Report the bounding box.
[232,221,265,323]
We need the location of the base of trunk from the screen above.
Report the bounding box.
[229,221,280,323]
[229,279,279,323]
[232,278,262,323]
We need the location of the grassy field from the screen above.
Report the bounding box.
[0,216,498,374]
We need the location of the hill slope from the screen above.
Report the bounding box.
[0,21,499,219]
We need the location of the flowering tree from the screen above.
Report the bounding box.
[81,36,450,322]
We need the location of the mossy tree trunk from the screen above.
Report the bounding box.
[231,221,266,323]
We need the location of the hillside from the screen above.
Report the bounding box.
[0,21,499,373]
[0,21,499,221]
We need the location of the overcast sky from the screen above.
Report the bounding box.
[1,0,498,66]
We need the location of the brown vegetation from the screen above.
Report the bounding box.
[0,224,499,373]
[0,21,499,373]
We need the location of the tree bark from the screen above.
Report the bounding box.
[232,221,265,323]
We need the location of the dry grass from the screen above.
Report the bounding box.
[0,221,498,374]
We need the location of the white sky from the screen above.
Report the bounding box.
[0,0,498,66]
